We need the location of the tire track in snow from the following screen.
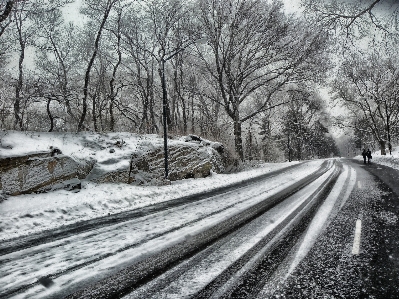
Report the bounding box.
[0,162,325,299]
[61,162,333,299]
[257,164,358,298]
[0,163,306,257]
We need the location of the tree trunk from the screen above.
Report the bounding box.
[92,91,98,132]
[150,86,158,134]
[109,9,122,132]
[233,112,244,161]
[297,142,302,161]
[178,60,187,135]
[99,105,104,131]
[109,101,115,131]
[247,129,253,161]
[386,119,392,155]
[14,47,24,130]
[0,1,14,24]
[380,140,386,155]
[181,96,187,134]
[14,11,25,131]
[191,95,195,134]
[288,133,292,162]
[47,98,54,132]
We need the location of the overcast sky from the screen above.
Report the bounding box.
[281,0,303,14]
[62,0,305,24]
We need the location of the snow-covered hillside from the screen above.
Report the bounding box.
[0,130,237,197]
[0,131,216,176]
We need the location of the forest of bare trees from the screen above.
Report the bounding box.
[303,0,399,155]
[1,0,397,161]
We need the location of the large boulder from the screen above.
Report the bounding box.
[182,135,239,173]
[157,144,214,181]
[0,152,94,195]
[85,156,132,184]
[88,140,236,186]
[132,141,237,183]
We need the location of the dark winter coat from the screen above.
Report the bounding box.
[366,150,372,159]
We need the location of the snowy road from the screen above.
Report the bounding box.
[1,158,399,298]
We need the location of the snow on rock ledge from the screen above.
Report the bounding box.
[0,131,237,194]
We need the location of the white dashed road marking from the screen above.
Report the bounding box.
[352,219,362,255]
[357,181,362,189]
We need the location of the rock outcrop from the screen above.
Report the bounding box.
[0,152,94,196]
[0,135,237,194]
[89,141,235,185]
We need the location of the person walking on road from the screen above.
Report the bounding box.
[366,149,372,164]
[362,149,367,164]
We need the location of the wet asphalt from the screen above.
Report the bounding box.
[271,159,399,298]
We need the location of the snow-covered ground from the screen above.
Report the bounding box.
[353,145,399,170]
[0,131,299,241]
[1,131,397,243]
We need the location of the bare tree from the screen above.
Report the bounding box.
[121,6,160,133]
[13,0,34,129]
[303,0,399,37]
[120,0,195,135]
[77,0,120,132]
[146,0,193,132]
[122,32,158,133]
[107,4,123,131]
[1,0,73,130]
[196,0,329,160]
[332,51,399,154]
[34,8,81,131]
[276,88,326,160]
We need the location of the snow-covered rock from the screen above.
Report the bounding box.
[0,131,237,194]
[88,143,228,185]
[0,152,93,195]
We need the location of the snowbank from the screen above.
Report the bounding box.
[0,160,297,241]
